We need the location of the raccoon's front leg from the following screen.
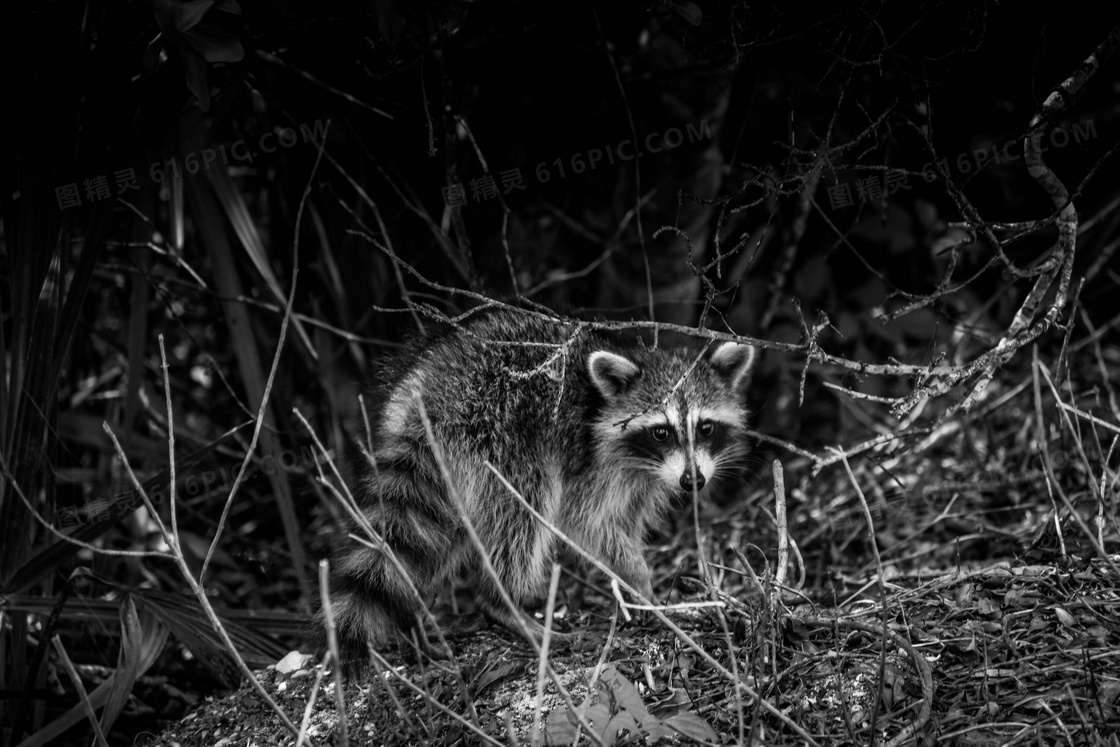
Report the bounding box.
[471,471,572,647]
[600,536,654,604]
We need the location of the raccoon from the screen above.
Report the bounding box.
[327,308,757,662]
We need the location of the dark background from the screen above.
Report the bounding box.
[1,0,1118,743]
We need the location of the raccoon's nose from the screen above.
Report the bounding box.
[679,471,706,491]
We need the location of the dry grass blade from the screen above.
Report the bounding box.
[50,635,109,747]
[1036,362,1120,574]
[0,241,61,734]
[14,682,111,747]
[179,109,315,356]
[122,238,151,442]
[0,426,249,596]
[131,587,288,673]
[102,421,301,736]
[0,252,59,583]
[179,142,310,603]
[1,591,307,639]
[98,594,170,736]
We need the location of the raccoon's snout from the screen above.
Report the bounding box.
[679,470,706,491]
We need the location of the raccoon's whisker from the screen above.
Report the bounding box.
[712,451,749,469]
[712,461,751,480]
[618,454,663,465]
[615,458,664,473]
[605,452,663,468]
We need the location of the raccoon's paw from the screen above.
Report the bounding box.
[621,578,654,621]
[620,602,653,627]
[617,584,656,626]
[610,560,653,604]
[397,625,454,662]
[482,604,573,650]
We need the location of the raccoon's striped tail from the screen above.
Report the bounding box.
[326,586,405,660]
[320,575,450,670]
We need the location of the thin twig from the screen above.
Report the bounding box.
[834,451,888,747]
[531,563,562,747]
[318,560,349,747]
[295,665,326,747]
[773,460,790,590]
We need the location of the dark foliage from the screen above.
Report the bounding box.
[1,0,1118,744]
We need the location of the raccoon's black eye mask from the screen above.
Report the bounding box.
[644,418,721,446]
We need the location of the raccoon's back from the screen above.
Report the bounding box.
[367,310,600,473]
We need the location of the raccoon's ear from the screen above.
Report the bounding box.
[708,341,758,390]
[588,350,641,399]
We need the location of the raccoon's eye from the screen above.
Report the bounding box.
[698,420,715,437]
[651,425,670,442]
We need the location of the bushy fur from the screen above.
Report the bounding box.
[326,308,757,663]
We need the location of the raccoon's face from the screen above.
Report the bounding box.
[588,340,758,496]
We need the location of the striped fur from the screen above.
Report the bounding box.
[327,309,757,664]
